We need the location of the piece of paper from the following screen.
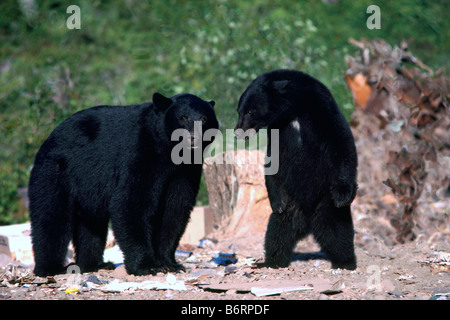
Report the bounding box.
[251,285,313,297]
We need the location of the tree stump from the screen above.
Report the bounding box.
[203,150,272,237]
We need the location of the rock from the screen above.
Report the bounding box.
[318,293,330,300]
[111,264,129,279]
[320,280,345,295]
[224,265,237,274]
[32,289,47,299]
[87,275,102,285]
[387,290,405,298]
[10,288,28,299]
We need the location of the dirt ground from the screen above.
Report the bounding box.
[1,225,448,301]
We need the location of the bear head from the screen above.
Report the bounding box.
[234,73,291,140]
[152,92,218,149]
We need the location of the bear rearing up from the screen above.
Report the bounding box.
[235,69,358,270]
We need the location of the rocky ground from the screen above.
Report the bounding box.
[1,228,448,301]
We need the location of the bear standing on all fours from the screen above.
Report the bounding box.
[235,69,358,270]
[29,92,218,276]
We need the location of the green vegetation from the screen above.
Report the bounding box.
[0,0,448,224]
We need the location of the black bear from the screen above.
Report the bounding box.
[29,93,218,276]
[235,69,358,270]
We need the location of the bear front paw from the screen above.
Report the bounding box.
[331,182,357,207]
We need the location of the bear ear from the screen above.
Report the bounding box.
[152,92,173,112]
[272,80,289,94]
[209,100,215,108]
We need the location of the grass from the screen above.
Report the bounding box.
[0,0,448,224]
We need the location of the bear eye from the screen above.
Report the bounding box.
[179,116,188,124]
[246,109,254,116]
[200,116,207,124]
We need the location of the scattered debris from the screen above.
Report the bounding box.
[0,235,449,300]
[251,282,313,297]
[199,278,333,297]
[0,264,34,286]
[175,250,193,259]
[320,280,345,295]
[189,269,217,280]
[397,274,417,284]
[387,290,405,298]
[429,294,450,300]
[419,251,450,273]
[346,38,449,244]
[97,274,187,293]
[428,288,450,300]
[85,275,103,285]
[211,253,238,265]
[65,286,79,294]
[436,251,450,265]
[103,245,124,266]
[197,238,217,249]
[224,265,238,275]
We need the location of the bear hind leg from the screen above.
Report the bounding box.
[72,213,110,273]
[29,182,72,276]
[32,220,72,277]
[312,199,357,270]
[262,208,309,268]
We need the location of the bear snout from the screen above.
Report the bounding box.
[234,127,256,140]
[189,134,201,149]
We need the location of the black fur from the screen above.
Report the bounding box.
[29,93,218,276]
[235,69,357,270]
